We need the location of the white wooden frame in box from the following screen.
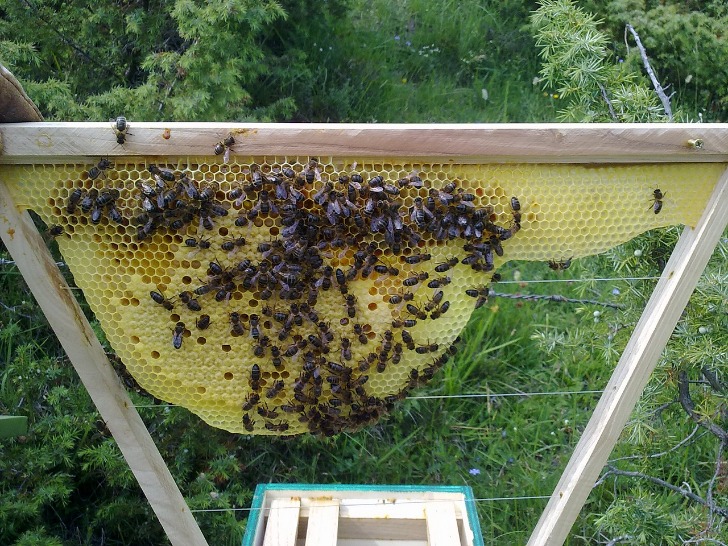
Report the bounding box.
[0,123,727,546]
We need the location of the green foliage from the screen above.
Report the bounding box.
[532,0,667,121]
[2,0,728,544]
[584,0,728,121]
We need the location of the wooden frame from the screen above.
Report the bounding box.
[242,484,483,546]
[1,123,726,546]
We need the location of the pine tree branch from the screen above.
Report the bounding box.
[678,371,728,443]
[598,82,618,121]
[625,23,673,120]
[601,464,728,520]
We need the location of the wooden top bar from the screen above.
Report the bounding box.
[0,122,726,164]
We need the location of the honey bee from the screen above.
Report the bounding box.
[392,318,417,329]
[242,414,255,432]
[112,116,130,144]
[230,312,246,336]
[353,323,368,344]
[465,286,489,309]
[303,159,320,184]
[403,252,431,264]
[424,290,444,312]
[221,236,246,253]
[266,380,285,399]
[401,330,415,350]
[427,276,451,289]
[47,224,65,238]
[405,303,427,320]
[398,170,423,188]
[257,404,279,419]
[150,290,174,311]
[66,188,84,214]
[340,337,352,361]
[184,236,211,250]
[548,257,573,271]
[214,135,235,163]
[172,322,185,349]
[431,257,456,273]
[88,158,111,180]
[510,196,521,211]
[148,164,176,183]
[195,315,211,329]
[264,421,290,433]
[652,188,665,214]
[242,392,260,411]
[429,301,450,320]
[80,189,98,213]
[403,271,428,287]
[344,294,357,318]
[250,364,262,391]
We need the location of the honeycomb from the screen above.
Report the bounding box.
[2,156,723,435]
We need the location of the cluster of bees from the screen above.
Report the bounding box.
[60,147,518,434]
[54,124,672,435]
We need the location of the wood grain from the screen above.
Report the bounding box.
[0,122,726,164]
[528,166,728,546]
[0,180,209,546]
[304,498,340,546]
[262,498,300,546]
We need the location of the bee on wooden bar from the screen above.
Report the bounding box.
[112,116,130,144]
[214,135,235,163]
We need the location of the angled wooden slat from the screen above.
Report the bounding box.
[528,166,728,546]
[0,181,208,546]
